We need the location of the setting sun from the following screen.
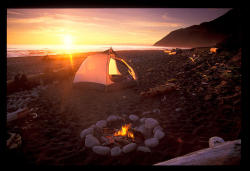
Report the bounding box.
[63,35,73,49]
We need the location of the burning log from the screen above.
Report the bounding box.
[114,136,131,145]
[102,127,115,135]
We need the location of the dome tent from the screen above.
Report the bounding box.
[73,48,137,88]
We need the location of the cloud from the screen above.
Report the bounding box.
[162,13,171,20]
[123,20,183,28]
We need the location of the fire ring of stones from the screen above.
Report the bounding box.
[80,114,165,156]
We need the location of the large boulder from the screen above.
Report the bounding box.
[96,120,107,128]
[137,146,151,153]
[129,114,139,122]
[85,134,100,148]
[145,118,159,129]
[80,127,94,139]
[154,130,165,140]
[140,117,146,124]
[111,146,122,157]
[100,136,110,145]
[153,125,163,134]
[92,146,110,156]
[122,143,137,153]
[144,138,159,148]
[135,124,152,139]
[107,115,121,123]
[209,136,225,148]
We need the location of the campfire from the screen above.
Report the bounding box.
[114,124,134,139]
[102,123,137,146]
[80,115,165,156]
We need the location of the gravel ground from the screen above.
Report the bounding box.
[6,49,241,165]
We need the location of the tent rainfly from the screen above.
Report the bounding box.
[73,48,137,85]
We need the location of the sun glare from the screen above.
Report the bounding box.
[63,35,73,49]
[62,34,74,67]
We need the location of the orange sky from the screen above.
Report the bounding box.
[7,8,231,46]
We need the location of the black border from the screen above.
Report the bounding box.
[1,0,248,168]
[4,0,244,8]
[0,7,7,161]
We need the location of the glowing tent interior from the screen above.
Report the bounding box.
[73,48,137,86]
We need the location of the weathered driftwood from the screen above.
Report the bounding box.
[7,108,30,122]
[154,139,241,165]
[140,83,177,97]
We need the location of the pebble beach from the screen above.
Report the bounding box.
[6,48,242,165]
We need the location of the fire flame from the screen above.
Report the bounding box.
[114,124,134,139]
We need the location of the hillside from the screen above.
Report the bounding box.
[154,9,241,48]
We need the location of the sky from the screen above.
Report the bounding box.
[7,8,231,46]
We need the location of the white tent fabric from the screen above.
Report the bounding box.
[73,52,123,85]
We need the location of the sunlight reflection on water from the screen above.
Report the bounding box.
[7,44,178,57]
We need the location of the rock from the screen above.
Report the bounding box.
[201,82,208,85]
[209,136,225,148]
[100,136,110,145]
[145,118,159,129]
[153,125,163,134]
[129,114,139,122]
[135,124,152,139]
[116,116,123,120]
[153,108,160,114]
[31,112,38,119]
[144,138,159,148]
[80,128,94,139]
[92,146,110,156]
[93,126,103,138]
[122,143,137,153]
[154,130,165,140]
[107,115,119,123]
[143,128,153,139]
[175,108,182,112]
[96,120,107,128]
[136,124,145,134]
[137,146,151,153]
[90,124,97,129]
[142,111,151,115]
[111,146,122,156]
[85,134,100,148]
[140,117,146,123]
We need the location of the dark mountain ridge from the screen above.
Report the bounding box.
[154,9,242,48]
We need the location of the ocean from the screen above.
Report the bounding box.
[7,44,176,58]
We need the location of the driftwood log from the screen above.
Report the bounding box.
[7,68,74,95]
[140,83,177,97]
[7,108,30,122]
[154,139,241,165]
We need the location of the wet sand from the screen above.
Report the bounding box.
[6,49,241,165]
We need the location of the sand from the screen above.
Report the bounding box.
[6,49,241,165]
